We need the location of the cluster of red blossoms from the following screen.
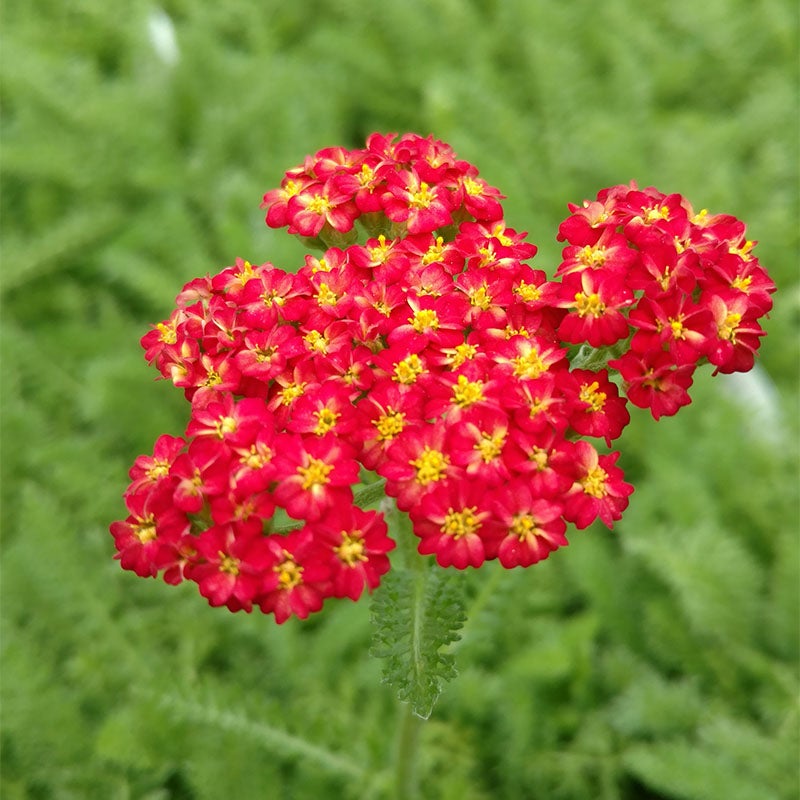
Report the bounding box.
[110,132,775,622]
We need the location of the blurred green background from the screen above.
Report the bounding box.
[1,1,798,798]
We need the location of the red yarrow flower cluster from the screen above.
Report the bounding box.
[112,132,774,621]
[555,184,775,418]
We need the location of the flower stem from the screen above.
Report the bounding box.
[394,700,425,800]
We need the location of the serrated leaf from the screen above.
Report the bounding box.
[370,562,466,719]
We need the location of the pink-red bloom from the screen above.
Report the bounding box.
[111,134,774,622]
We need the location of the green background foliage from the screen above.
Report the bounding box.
[1,0,798,797]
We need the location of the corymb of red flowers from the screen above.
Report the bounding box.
[110,132,775,623]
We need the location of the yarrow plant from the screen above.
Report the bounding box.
[110,132,774,712]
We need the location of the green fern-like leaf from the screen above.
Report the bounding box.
[370,562,466,720]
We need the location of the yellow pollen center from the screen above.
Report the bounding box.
[510,514,539,541]
[463,177,483,196]
[644,205,670,223]
[279,381,306,406]
[241,444,272,470]
[475,431,505,462]
[145,460,170,481]
[304,330,330,353]
[492,225,514,246]
[202,370,222,387]
[235,260,255,286]
[215,416,237,438]
[669,317,686,339]
[732,274,752,291]
[442,507,480,539]
[335,531,367,567]
[409,182,434,209]
[374,409,405,440]
[422,236,447,265]
[579,245,606,268]
[469,285,492,309]
[394,354,424,384]
[515,281,542,302]
[579,382,607,412]
[410,447,450,485]
[719,312,742,341]
[450,343,477,367]
[452,374,485,408]
[316,283,339,306]
[156,322,177,345]
[313,407,340,435]
[275,554,303,589]
[297,457,334,490]
[133,515,157,544]
[307,195,332,215]
[512,346,546,379]
[218,552,240,576]
[368,235,393,263]
[261,289,285,307]
[575,292,606,318]
[255,345,277,363]
[581,465,608,498]
[411,308,440,333]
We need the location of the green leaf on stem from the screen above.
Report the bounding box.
[369,556,466,720]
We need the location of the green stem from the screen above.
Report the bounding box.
[394,699,425,800]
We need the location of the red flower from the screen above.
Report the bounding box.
[561,368,630,445]
[555,441,633,529]
[556,271,633,347]
[272,434,359,522]
[492,481,567,567]
[186,524,274,612]
[313,506,395,600]
[609,349,695,420]
[258,530,331,623]
[410,479,498,568]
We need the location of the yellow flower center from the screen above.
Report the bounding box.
[313,407,340,436]
[409,182,434,209]
[410,447,450,485]
[581,465,608,498]
[469,284,492,310]
[475,432,505,462]
[156,321,178,344]
[579,381,606,412]
[452,374,485,408]
[463,177,483,196]
[510,514,539,541]
[214,416,237,438]
[304,329,330,353]
[422,236,447,265]
[241,444,272,470]
[307,195,332,215]
[719,312,742,341]
[316,283,339,306]
[578,245,606,268]
[145,459,170,482]
[133,515,157,544]
[374,409,405,440]
[450,343,478,367]
[575,292,606,318]
[219,552,240,576]
[278,382,306,406]
[515,281,541,302]
[297,457,334,490]
[275,553,303,589]
[393,354,424,385]
[411,308,440,333]
[335,531,368,567]
[512,346,546,379]
[442,507,480,539]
